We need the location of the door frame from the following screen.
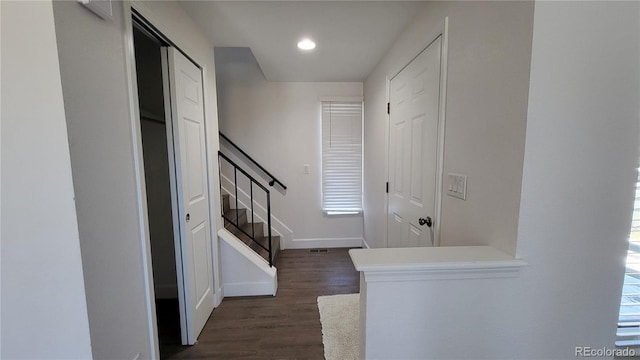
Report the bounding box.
[385,17,449,248]
[122,2,221,358]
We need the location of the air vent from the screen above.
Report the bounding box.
[309,249,329,253]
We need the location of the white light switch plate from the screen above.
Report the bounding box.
[446,173,467,200]
[303,164,310,174]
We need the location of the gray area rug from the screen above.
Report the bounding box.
[317,293,359,360]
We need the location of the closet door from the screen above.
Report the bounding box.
[164,47,214,345]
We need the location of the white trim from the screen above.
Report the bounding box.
[319,96,364,102]
[362,265,524,283]
[384,75,390,249]
[434,17,449,247]
[349,245,526,282]
[215,287,223,304]
[289,237,364,249]
[122,3,159,359]
[223,282,277,297]
[362,238,371,249]
[385,17,449,248]
[323,210,362,216]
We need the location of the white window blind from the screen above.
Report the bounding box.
[321,100,363,214]
[617,166,640,347]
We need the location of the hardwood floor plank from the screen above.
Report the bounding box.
[160,248,359,359]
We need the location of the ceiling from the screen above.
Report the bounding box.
[179,1,425,82]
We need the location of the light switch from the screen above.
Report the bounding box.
[446,173,467,200]
[303,164,310,174]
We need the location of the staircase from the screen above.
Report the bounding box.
[217,132,286,272]
[221,194,281,265]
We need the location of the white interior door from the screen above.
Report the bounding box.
[387,36,443,248]
[164,47,214,345]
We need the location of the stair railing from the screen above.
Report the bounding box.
[219,132,287,190]
[218,151,273,267]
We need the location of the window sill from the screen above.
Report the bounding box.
[323,210,363,216]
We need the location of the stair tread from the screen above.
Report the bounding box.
[220,194,279,265]
[241,222,264,238]
[229,226,275,248]
[223,208,247,227]
[224,208,246,217]
[228,222,260,235]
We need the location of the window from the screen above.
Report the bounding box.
[321,100,363,215]
[617,165,640,347]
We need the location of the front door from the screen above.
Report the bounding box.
[387,35,443,248]
[164,47,214,344]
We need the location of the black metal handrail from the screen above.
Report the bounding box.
[218,151,273,267]
[219,132,287,190]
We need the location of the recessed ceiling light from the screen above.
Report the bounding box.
[297,38,316,51]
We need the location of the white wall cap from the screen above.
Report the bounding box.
[349,246,526,282]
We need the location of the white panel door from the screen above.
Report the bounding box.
[165,47,214,345]
[387,36,443,248]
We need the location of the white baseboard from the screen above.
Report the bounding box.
[223,281,277,297]
[154,284,177,299]
[362,238,371,249]
[288,237,364,249]
[214,287,223,307]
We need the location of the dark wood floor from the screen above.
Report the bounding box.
[160,248,360,359]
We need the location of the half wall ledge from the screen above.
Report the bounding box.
[349,245,526,281]
[349,245,527,360]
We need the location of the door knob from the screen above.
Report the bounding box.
[418,216,432,227]
[186,213,190,222]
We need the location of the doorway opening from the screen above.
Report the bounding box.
[130,11,216,352]
[132,23,181,354]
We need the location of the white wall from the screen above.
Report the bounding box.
[363,1,534,254]
[355,2,639,358]
[0,1,93,358]
[219,229,277,297]
[51,1,222,358]
[216,49,364,248]
[51,2,155,358]
[512,1,639,357]
[357,255,524,359]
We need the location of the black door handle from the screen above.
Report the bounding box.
[418,216,432,228]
